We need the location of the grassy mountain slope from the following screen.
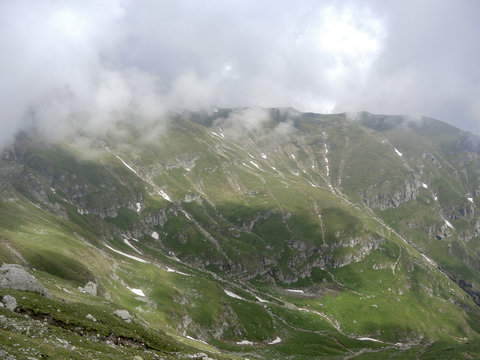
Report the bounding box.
[2,109,480,358]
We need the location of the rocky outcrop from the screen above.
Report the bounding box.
[78,281,97,297]
[0,264,51,298]
[113,309,131,323]
[1,295,17,311]
[360,175,423,209]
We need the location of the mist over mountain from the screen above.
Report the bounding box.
[2,0,480,150]
[2,1,480,359]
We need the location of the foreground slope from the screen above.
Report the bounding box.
[2,109,480,359]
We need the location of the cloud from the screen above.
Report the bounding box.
[1,0,480,149]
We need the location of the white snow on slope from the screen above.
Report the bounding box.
[236,340,254,345]
[261,153,267,159]
[181,209,192,220]
[394,148,403,157]
[136,202,141,212]
[114,155,139,176]
[255,296,268,303]
[422,183,428,189]
[151,231,159,240]
[434,196,438,201]
[123,239,141,254]
[422,253,436,265]
[165,266,190,276]
[444,220,454,229]
[249,161,260,170]
[104,244,149,263]
[186,336,209,345]
[286,289,304,294]
[128,288,145,297]
[468,197,474,203]
[357,337,383,343]
[225,290,243,300]
[291,154,296,159]
[248,152,255,159]
[158,190,171,202]
[268,337,282,345]
[210,131,222,138]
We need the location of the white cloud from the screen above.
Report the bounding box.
[1,0,480,149]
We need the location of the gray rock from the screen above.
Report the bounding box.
[0,264,51,298]
[113,309,131,323]
[193,353,213,360]
[86,313,97,322]
[1,295,17,311]
[78,281,97,296]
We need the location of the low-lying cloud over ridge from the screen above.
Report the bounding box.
[1,0,480,147]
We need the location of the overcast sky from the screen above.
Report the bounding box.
[1,0,480,146]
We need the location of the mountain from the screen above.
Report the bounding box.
[2,108,480,359]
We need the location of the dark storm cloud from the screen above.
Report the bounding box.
[1,0,479,148]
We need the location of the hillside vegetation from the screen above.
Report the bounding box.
[2,109,480,359]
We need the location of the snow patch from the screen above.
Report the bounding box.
[248,152,255,159]
[236,340,254,345]
[181,209,192,220]
[158,190,171,202]
[151,231,159,240]
[422,183,428,189]
[268,337,281,345]
[210,131,222,138]
[249,161,260,170]
[224,290,243,300]
[128,288,145,297]
[422,253,435,265]
[270,166,277,171]
[165,266,189,276]
[123,239,141,254]
[114,155,139,176]
[434,196,438,201]
[468,197,474,203]
[261,153,267,159]
[186,336,209,345]
[104,244,149,263]
[255,296,267,303]
[136,202,141,213]
[290,154,296,159]
[394,148,403,157]
[444,220,454,229]
[286,289,304,294]
[357,337,383,343]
